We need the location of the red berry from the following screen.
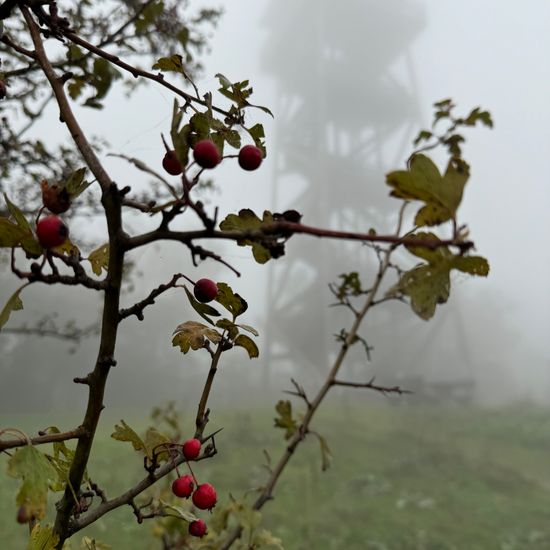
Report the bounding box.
[188,519,207,538]
[172,475,195,498]
[40,180,71,214]
[192,483,217,511]
[16,505,29,524]
[193,279,218,303]
[182,438,201,460]
[162,150,183,175]
[238,145,263,171]
[193,140,220,169]
[36,216,69,248]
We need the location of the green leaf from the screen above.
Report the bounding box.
[215,318,239,340]
[274,400,297,440]
[152,54,185,74]
[172,321,222,353]
[0,217,28,247]
[0,283,28,331]
[189,112,211,139]
[386,155,469,226]
[397,263,451,320]
[28,524,59,550]
[219,209,275,264]
[215,282,248,319]
[405,232,452,263]
[4,193,32,233]
[64,168,91,198]
[246,123,266,156]
[452,255,490,276]
[8,446,59,520]
[40,427,77,492]
[159,501,198,523]
[234,334,259,359]
[143,427,171,462]
[87,243,109,276]
[111,420,147,453]
[183,285,221,325]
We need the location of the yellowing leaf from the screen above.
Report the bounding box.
[8,446,59,520]
[0,217,28,247]
[452,255,490,276]
[274,400,297,440]
[152,54,185,74]
[172,321,222,353]
[111,420,146,453]
[386,155,470,226]
[143,428,171,461]
[216,282,248,319]
[0,283,28,331]
[87,243,109,276]
[234,334,259,359]
[28,523,59,550]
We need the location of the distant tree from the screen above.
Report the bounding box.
[0,1,490,548]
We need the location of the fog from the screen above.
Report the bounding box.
[1,0,549,413]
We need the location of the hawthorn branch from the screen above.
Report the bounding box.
[0,426,86,452]
[68,452,187,534]
[58,29,231,118]
[118,273,185,322]
[331,378,412,395]
[194,340,225,439]
[124,223,473,253]
[21,5,114,193]
[219,205,409,550]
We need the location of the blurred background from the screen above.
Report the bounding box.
[1,1,549,548]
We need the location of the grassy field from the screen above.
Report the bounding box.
[2,404,550,549]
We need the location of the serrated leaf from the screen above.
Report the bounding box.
[64,168,91,198]
[189,112,211,138]
[152,54,185,74]
[246,123,266,156]
[219,209,274,264]
[386,155,469,225]
[0,283,28,331]
[111,420,147,453]
[41,427,77,492]
[8,446,59,520]
[234,334,259,359]
[172,321,222,353]
[215,282,248,319]
[452,255,490,276]
[87,243,109,276]
[274,400,297,440]
[28,524,59,550]
[183,285,221,325]
[52,238,79,257]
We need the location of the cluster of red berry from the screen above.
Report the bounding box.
[163,139,263,175]
[171,438,217,538]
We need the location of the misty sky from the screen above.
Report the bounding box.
[1,0,549,408]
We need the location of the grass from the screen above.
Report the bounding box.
[2,404,550,549]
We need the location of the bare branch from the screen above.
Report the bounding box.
[0,426,86,452]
